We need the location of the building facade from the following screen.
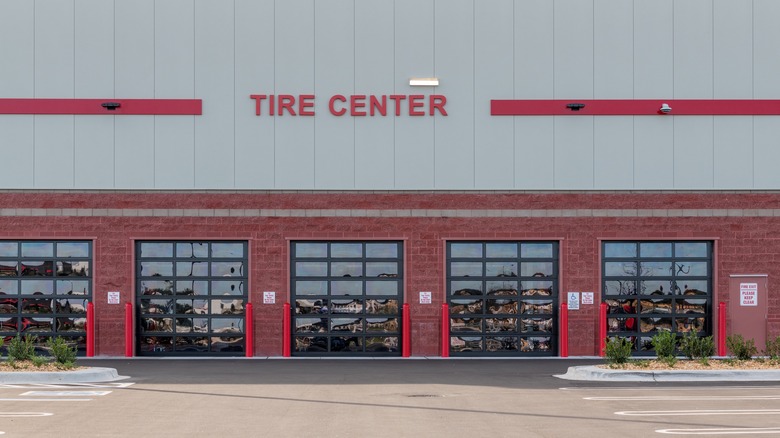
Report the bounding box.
[1,0,779,357]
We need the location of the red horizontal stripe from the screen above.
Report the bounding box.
[0,99,202,115]
[490,99,780,116]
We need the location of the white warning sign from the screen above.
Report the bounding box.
[740,283,758,306]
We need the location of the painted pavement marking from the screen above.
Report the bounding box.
[586,395,780,401]
[616,409,780,416]
[0,382,133,389]
[0,412,53,417]
[656,427,780,435]
[21,391,111,397]
[0,398,91,402]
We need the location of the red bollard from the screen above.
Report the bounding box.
[560,303,568,358]
[245,302,254,358]
[124,302,133,357]
[441,303,449,358]
[598,302,607,357]
[718,302,727,356]
[86,302,94,357]
[402,303,411,357]
[283,303,291,357]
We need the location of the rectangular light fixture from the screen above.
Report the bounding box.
[409,77,439,87]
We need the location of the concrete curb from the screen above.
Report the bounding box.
[0,367,127,384]
[556,365,780,382]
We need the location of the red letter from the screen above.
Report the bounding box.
[350,95,367,116]
[389,95,406,116]
[299,94,315,116]
[409,95,424,116]
[278,95,296,116]
[249,94,267,115]
[369,95,387,116]
[329,95,347,116]
[269,94,275,115]
[430,95,448,116]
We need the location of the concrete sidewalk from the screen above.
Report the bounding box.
[0,367,126,384]
[557,365,780,382]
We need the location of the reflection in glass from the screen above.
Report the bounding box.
[486,243,517,258]
[56,317,86,332]
[605,262,637,277]
[176,281,208,296]
[451,262,482,277]
[140,280,173,296]
[640,243,671,258]
[21,261,53,277]
[211,243,244,258]
[674,262,708,277]
[0,262,17,277]
[605,299,636,315]
[640,317,672,333]
[604,280,636,296]
[56,280,89,295]
[295,243,327,258]
[0,317,18,331]
[640,299,672,314]
[608,317,637,332]
[366,318,398,333]
[487,299,517,314]
[176,242,208,258]
[211,336,244,353]
[21,242,53,257]
[140,336,174,353]
[210,298,244,315]
[680,281,708,296]
[520,318,553,333]
[640,280,672,295]
[211,318,242,334]
[0,298,17,313]
[365,337,398,352]
[365,243,398,258]
[330,336,362,352]
[296,262,328,277]
[365,281,397,296]
[295,281,327,296]
[451,317,482,333]
[141,299,173,314]
[450,336,482,352]
[139,243,173,258]
[450,281,482,296]
[56,261,89,277]
[176,262,208,277]
[450,243,482,258]
[0,242,18,257]
[211,262,243,277]
[0,280,18,294]
[487,281,518,296]
[141,262,172,277]
[295,336,328,352]
[57,242,90,258]
[212,281,242,296]
[604,242,636,258]
[331,299,363,314]
[676,317,705,333]
[640,262,672,277]
[678,299,706,314]
[520,262,553,277]
[487,262,517,277]
[296,299,328,314]
[365,299,397,315]
[21,280,54,295]
[331,243,362,258]
[366,262,398,277]
[450,300,482,315]
[485,318,516,332]
[22,298,52,314]
[519,301,552,314]
[142,318,173,332]
[331,262,362,277]
[675,242,708,258]
[175,300,195,314]
[23,317,53,332]
[521,282,553,296]
[296,318,327,333]
[486,337,518,352]
[174,336,208,352]
[331,281,361,296]
[521,243,554,258]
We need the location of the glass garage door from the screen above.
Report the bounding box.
[447,241,559,356]
[0,241,91,355]
[291,241,403,355]
[602,241,712,354]
[136,241,248,356]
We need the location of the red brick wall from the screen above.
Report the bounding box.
[1,191,778,356]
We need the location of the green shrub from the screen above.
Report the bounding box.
[604,337,633,366]
[765,336,780,360]
[651,331,677,359]
[679,331,715,361]
[7,334,38,361]
[726,334,757,360]
[30,355,48,368]
[46,337,77,367]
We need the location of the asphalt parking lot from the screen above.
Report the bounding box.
[1,358,779,437]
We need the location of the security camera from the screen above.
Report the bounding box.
[659,103,672,114]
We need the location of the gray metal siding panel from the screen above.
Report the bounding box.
[594,0,633,98]
[34,117,75,188]
[594,117,634,188]
[673,0,713,99]
[634,118,674,188]
[634,0,673,99]
[714,0,753,98]
[554,117,594,188]
[754,0,780,98]
[714,117,753,189]
[673,117,714,189]
[754,117,780,188]
[515,0,553,98]
[554,0,594,99]
[515,117,554,189]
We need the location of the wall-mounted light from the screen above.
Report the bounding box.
[101,102,121,110]
[659,103,672,114]
[566,103,586,111]
[409,77,439,87]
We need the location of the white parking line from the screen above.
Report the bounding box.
[0,413,54,417]
[0,383,133,389]
[617,409,780,416]
[587,395,780,401]
[657,426,780,435]
[21,391,111,397]
[0,398,91,402]
[561,385,780,391]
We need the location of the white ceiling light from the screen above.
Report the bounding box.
[409,77,439,87]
